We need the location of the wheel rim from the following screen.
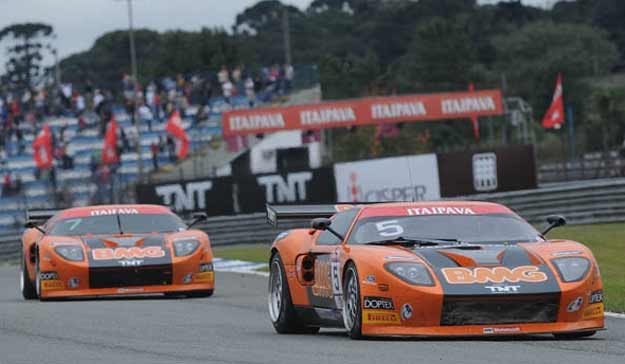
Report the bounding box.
[343,268,359,330]
[35,261,40,297]
[19,260,24,292]
[268,260,283,323]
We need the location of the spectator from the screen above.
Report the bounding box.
[151,142,159,170]
[245,77,256,108]
[138,102,154,131]
[2,173,11,197]
[218,65,229,84]
[166,135,176,162]
[222,80,234,104]
[284,63,294,93]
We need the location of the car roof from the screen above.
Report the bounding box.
[55,204,173,220]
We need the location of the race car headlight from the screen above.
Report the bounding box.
[384,262,434,286]
[173,239,200,257]
[552,257,591,282]
[54,245,84,262]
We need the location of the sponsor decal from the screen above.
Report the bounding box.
[362,310,400,325]
[473,153,498,192]
[441,96,497,115]
[119,259,144,267]
[363,297,394,310]
[401,303,413,321]
[257,172,313,204]
[39,272,59,281]
[589,290,603,304]
[582,303,604,319]
[300,107,356,125]
[155,181,213,211]
[275,231,290,241]
[362,275,377,285]
[312,259,333,299]
[92,247,165,261]
[551,250,583,257]
[407,207,475,216]
[90,208,139,216]
[183,273,193,284]
[371,102,427,120]
[41,280,64,290]
[193,271,214,283]
[442,266,548,284]
[384,256,418,261]
[484,285,521,293]
[229,113,286,131]
[483,327,521,334]
[117,287,145,294]
[68,278,80,289]
[567,297,584,313]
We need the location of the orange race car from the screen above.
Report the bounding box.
[20,205,214,300]
[266,202,605,339]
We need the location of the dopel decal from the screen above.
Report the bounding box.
[589,290,603,304]
[363,297,394,310]
[442,266,548,284]
[92,247,165,260]
[363,311,400,325]
[90,208,139,216]
[407,207,475,216]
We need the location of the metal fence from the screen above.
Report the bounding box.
[1,178,625,261]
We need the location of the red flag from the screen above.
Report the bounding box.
[166,111,190,159]
[32,123,53,170]
[469,83,480,141]
[542,74,565,129]
[102,117,119,164]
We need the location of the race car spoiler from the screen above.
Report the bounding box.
[25,209,61,224]
[266,204,348,227]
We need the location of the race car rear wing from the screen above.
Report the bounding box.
[25,209,61,225]
[266,204,349,227]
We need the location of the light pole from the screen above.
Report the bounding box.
[124,0,144,181]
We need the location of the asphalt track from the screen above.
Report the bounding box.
[0,266,624,364]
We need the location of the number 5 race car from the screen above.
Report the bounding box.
[20,205,215,300]
[266,202,604,339]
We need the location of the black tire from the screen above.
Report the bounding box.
[20,255,37,300]
[35,252,49,302]
[342,262,363,339]
[554,331,597,339]
[268,252,319,334]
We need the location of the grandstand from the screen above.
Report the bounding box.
[0,94,260,234]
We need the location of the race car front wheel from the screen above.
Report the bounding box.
[268,252,319,334]
[20,255,37,300]
[342,262,363,339]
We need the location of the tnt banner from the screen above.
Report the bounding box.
[223,89,504,136]
[136,177,235,216]
[437,145,537,197]
[334,154,441,202]
[236,168,337,213]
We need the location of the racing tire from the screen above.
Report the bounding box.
[35,252,49,302]
[20,255,37,300]
[553,331,597,339]
[342,262,363,340]
[268,252,319,334]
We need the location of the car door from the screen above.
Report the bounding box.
[307,208,360,310]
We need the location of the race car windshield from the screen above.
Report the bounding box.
[48,214,187,235]
[348,214,543,245]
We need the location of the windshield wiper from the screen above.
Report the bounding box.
[364,236,462,247]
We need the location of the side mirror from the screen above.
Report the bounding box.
[187,212,208,228]
[311,218,332,231]
[542,215,567,236]
[24,221,46,234]
[310,218,344,241]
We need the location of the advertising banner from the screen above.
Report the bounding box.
[223,89,504,136]
[334,154,441,202]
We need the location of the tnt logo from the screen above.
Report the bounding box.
[155,181,213,211]
[257,172,313,203]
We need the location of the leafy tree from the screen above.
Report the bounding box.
[0,23,54,87]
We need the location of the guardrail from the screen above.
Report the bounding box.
[1,178,624,261]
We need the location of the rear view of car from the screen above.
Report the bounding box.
[20,205,215,300]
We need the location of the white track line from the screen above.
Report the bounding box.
[605,311,625,319]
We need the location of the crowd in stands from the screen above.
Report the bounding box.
[0,63,296,210]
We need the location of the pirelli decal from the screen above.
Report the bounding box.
[362,310,400,325]
[442,266,548,284]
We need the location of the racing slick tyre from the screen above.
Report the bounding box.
[34,252,49,302]
[553,331,597,339]
[268,252,319,334]
[20,255,37,300]
[343,262,363,340]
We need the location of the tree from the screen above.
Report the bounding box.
[0,23,54,88]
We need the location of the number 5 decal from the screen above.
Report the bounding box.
[375,220,404,237]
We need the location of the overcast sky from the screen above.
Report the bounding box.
[0,0,553,72]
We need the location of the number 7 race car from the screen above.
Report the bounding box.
[266,202,605,339]
[20,205,215,301]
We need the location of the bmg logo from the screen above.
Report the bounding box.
[473,153,497,192]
